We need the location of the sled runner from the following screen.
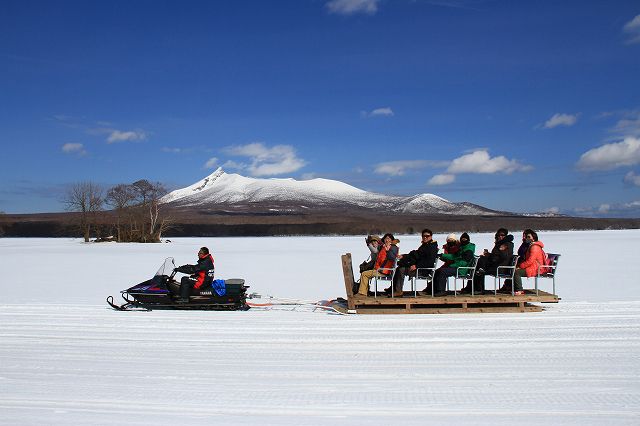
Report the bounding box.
[107,257,250,311]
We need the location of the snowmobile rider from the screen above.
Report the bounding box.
[175,246,215,302]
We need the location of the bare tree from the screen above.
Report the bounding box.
[105,184,136,242]
[128,180,169,242]
[102,179,171,243]
[64,182,104,242]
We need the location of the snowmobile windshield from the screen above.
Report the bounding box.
[155,257,176,277]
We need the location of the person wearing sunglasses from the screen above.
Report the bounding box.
[388,229,439,297]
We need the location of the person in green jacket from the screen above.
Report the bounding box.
[430,232,476,296]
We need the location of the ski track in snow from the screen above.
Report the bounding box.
[1,231,640,425]
[1,304,639,425]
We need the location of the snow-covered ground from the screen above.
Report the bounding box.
[1,230,639,425]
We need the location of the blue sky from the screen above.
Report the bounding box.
[1,0,639,217]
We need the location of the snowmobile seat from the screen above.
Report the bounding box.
[194,278,246,296]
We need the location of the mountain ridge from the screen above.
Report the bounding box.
[162,168,509,216]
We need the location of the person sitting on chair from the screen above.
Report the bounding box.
[360,235,381,273]
[517,229,534,260]
[438,234,460,270]
[430,232,475,297]
[461,228,514,294]
[500,230,545,295]
[353,235,381,294]
[389,229,438,297]
[176,246,215,303]
[357,233,398,296]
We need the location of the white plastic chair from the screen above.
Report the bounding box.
[372,259,398,298]
[448,255,480,296]
[492,255,519,295]
[534,253,560,295]
[412,256,439,297]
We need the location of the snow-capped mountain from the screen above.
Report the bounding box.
[162,167,504,215]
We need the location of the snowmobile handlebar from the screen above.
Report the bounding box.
[174,264,196,274]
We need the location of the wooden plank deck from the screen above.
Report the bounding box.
[341,253,559,314]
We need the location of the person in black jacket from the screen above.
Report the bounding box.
[461,228,514,294]
[388,229,439,297]
[175,246,215,302]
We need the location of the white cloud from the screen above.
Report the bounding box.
[543,206,560,214]
[374,160,429,176]
[571,200,640,217]
[624,171,640,186]
[623,14,640,44]
[61,143,86,156]
[204,157,219,169]
[610,110,640,138]
[301,173,318,180]
[427,174,455,185]
[107,130,147,144]
[577,137,640,171]
[162,147,182,153]
[51,114,82,129]
[446,150,532,174]
[363,107,394,118]
[222,142,306,176]
[222,160,247,171]
[422,150,531,186]
[543,113,579,129]
[326,0,379,15]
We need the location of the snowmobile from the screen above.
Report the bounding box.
[107,257,250,311]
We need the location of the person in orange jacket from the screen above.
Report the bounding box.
[501,230,545,295]
[357,233,398,296]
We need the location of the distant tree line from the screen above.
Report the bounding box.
[64,180,171,243]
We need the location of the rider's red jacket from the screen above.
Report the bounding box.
[193,253,215,289]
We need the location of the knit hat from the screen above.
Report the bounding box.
[460,232,470,241]
[446,233,458,242]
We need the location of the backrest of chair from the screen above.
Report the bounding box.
[388,256,399,275]
[543,253,560,277]
[461,255,480,278]
[495,255,519,278]
[416,256,439,279]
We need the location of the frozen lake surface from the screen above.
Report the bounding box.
[1,230,639,425]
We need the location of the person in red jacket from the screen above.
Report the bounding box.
[500,230,544,295]
[357,233,399,296]
[176,246,215,302]
[438,234,460,269]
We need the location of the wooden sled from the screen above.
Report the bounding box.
[341,253,559,314]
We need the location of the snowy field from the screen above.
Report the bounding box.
[1,230,639,425]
